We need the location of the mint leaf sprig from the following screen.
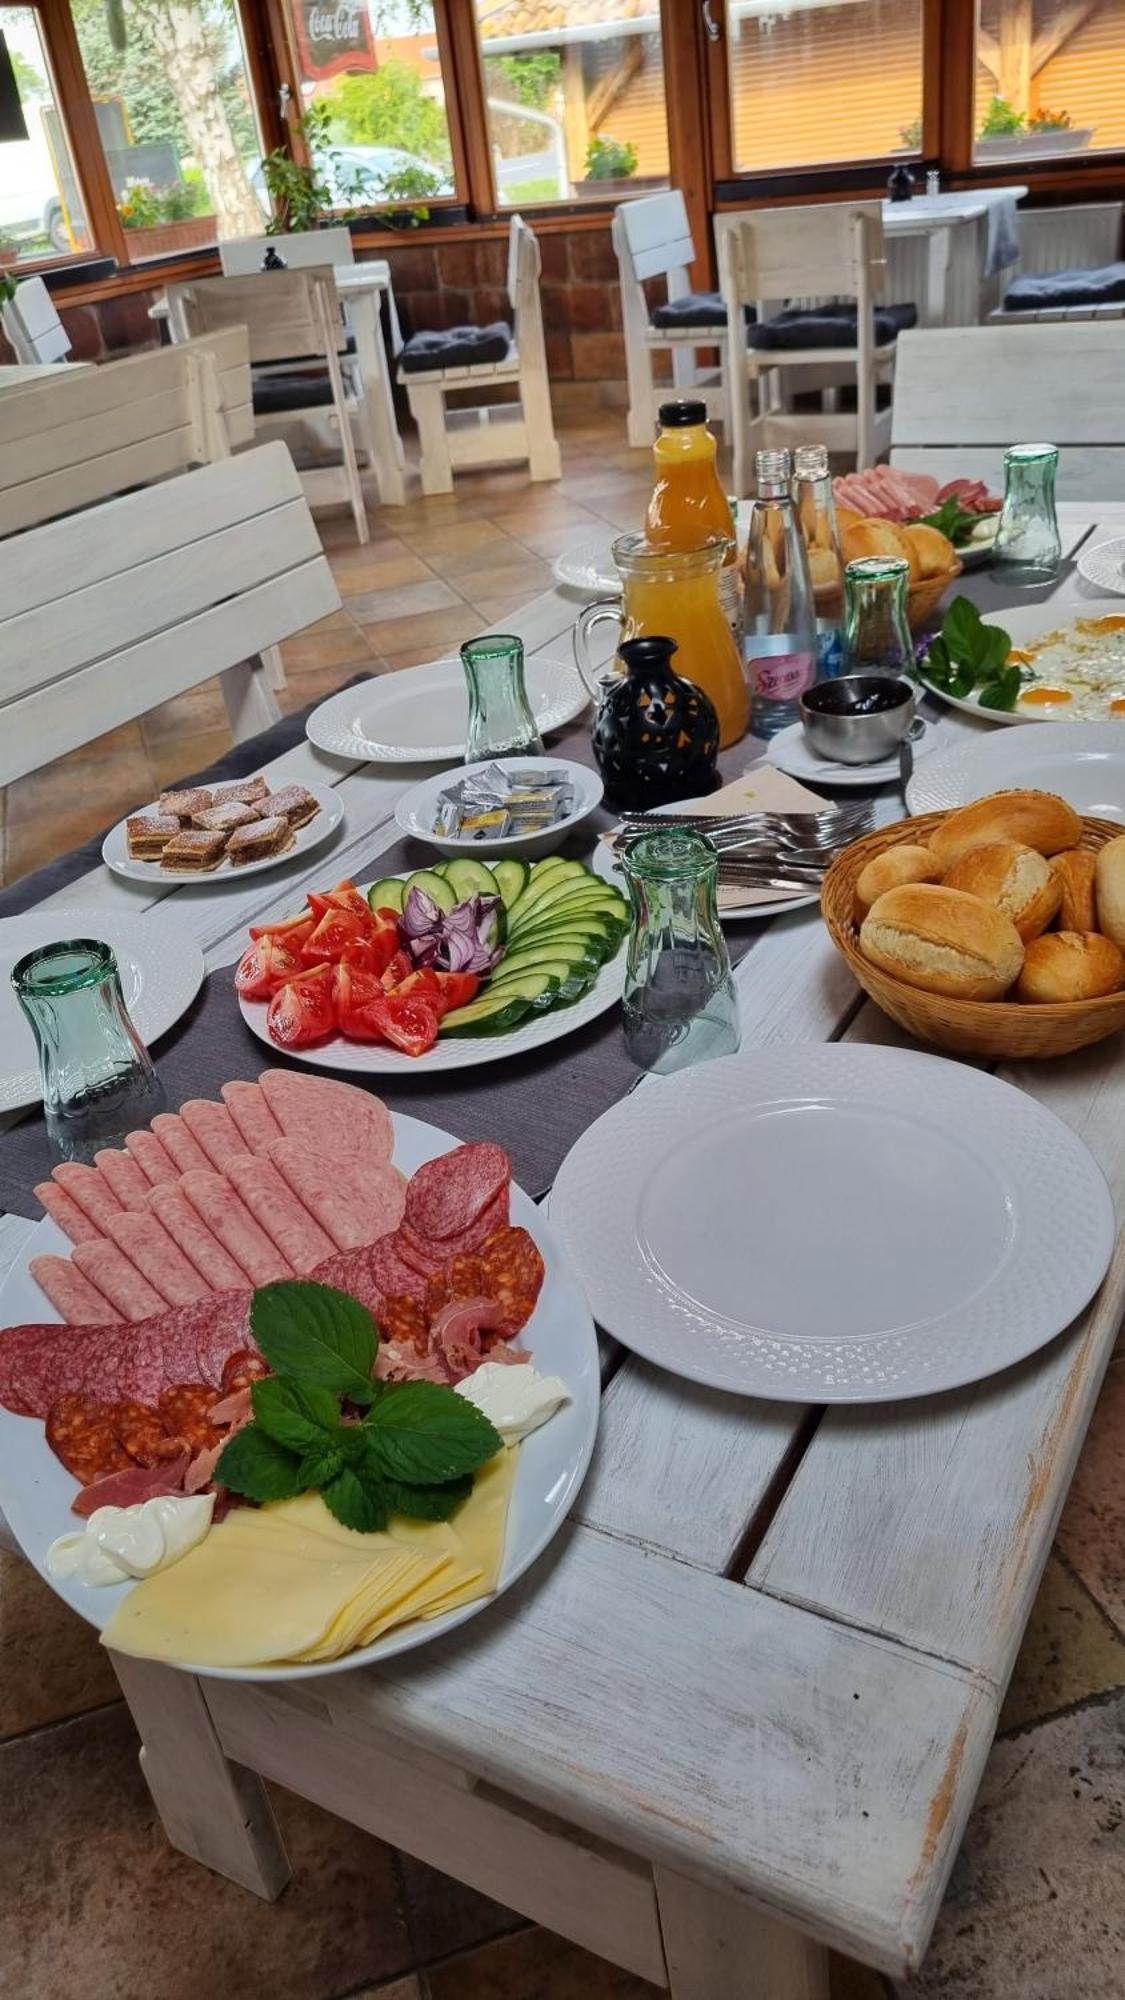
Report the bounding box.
[921,595,1021,711]
[214,1280,501,1533]
[918,496,980,549]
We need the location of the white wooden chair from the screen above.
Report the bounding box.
[218,225,354,275]
[889,322,1125,500]
[401,213,561,495]
[719,203,903,494]
[168,267,369,543]
[1,274,71,364]
[0,329,252,538]
[0,442,339,787]
[990,202,1124,323]
[613,191,727,447]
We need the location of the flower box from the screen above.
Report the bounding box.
[121,217,217,260]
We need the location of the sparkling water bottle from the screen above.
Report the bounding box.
[793,444,845,677]
[740,449,818,739]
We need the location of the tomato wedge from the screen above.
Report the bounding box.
[431,970,479,1012]
[333,960,391,1041]
[391,967,446,1010]
[301,904,373,965]
[338,918,399,977]
[309,879,370,919]
[235,934,303,1001]
[380,990,441,1057]
[248,909,315,950]
[380,947,412,991]
[265,964,338,1048]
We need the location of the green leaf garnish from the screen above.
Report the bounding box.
[919,496,979,548]
[362,1381,502,1485]
[322,1465,390,1533]
[251,1281,379,1402]
[215,1426,308,1502]
[921,595,1014,708]
[251,1375,341,1452]
[383,1474,474,1521]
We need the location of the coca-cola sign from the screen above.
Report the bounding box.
[294,0,377,81]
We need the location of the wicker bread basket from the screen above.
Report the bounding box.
[822,811,1125,1059]
[907,559,963,633]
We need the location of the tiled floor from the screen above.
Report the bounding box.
[3,414,1124,1998]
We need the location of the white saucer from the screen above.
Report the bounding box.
[1078,537,1125,596]
[766,720,934,788]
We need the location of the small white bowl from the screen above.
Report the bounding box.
[393,756,604,858]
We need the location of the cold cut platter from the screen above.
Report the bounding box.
[0,1072,599,1679]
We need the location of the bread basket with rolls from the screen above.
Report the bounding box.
[836,511,963,634]
[822,790,1125,1059]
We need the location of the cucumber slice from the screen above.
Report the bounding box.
[510,913,621,955]
[497,942,600,979]
[444,857,500,903]
[367,877,405,915]
[403,868,457,915]
[490,957,593,1006]
[440,971,559,1035]
[492,857,530,910]
[511,886,626,934]
[488,958,577,1009]
[507,858,590,922]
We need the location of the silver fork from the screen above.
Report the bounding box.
[617,804,873,836]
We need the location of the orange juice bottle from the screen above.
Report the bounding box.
[646,400,739,630]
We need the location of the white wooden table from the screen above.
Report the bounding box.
[0,361,91,392]
[881,187,1028,326]
[4,520,1125,1992]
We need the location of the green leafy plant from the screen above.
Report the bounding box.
[918,495,982,549]
[330,60,450,158]
[584,134,638,181]
[921,596,1019,710]
[492,50,561,111]
[898,117,922,149]
[370,162,447,229]
[117,177,163,228]
[979,95,1026,138]
[158,178,210,222]
[215,1281,502,1533]
[0,264,18,305]
[1029,105,1073,132]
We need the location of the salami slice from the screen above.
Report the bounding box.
[46,1393,130,1484]
[70,1241,165,1323]
[124,1128,178,1187]
[268,1138,391,1252]
[404,1143,511,1243]
[221,1080,282,1155]
[378,1293,430,1353]
[392,1227,446,1279]
[425,1253,486,1317]
[180,1171,294,1286]
[477,1224,545,1338]
[221,1348,270,1395]
[93,1148,152,1212]
[52,1161,123,1232]
[357,1235,428,1305]
[180,1098,245,1171]
[28,1255,121,1326]
[259,1069,393,1167]
[145,1185,249,1295]
[158,1383,221,1452]
[151,1113,210,1176]
[101,1210,212,1307]
[34,1181,103,1247]
[110,1398,181,1467]
[71,1455,189,1517]
[311,1241,393,1316]
[224,1151,335,1273]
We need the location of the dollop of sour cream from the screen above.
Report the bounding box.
[455,1361,571,1442]
[47,1492,215,1588]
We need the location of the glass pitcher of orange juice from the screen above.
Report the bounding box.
[574,534,750,748]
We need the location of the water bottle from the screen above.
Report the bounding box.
[740,449,818,739]
[793,444,845,677]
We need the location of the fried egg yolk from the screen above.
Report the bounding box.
[1019,686,1073,707]
[1111,698,1125,716]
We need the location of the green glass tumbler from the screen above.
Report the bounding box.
[12,939,166,1163]
[842,556,914,677]
[460,634,543,762]
[994,442,1062,587]
[621,829,740,1076]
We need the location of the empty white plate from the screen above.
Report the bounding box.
[550,1044,1114,1403]
[907,720,1125,819]
[551,539,619,597]
[306,657,588,764]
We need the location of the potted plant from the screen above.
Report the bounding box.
[117,177,215,257]
[578,134,639,198]
[976,95,1093,158]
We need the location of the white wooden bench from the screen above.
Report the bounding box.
[0,441,340,786]
[402,214,561,495]
[0,329,252,538]
[890,320,1125,498]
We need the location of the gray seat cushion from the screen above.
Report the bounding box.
[400,321,512,375]
[745,302,916,351]
[651,291,728,328]
[252,372,335,416]
[1003,262,1125,310]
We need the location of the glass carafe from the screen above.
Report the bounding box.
[621,829,740,1076]
[13,939,166,1162]
[461,634,543,761]
[842,556,914,676]
[993,443,1062,587]
[574,535,749,749]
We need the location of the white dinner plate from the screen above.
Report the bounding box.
[1077,536,1125,595]
[102,782,343,885]
[590,806,819,922]
[921,600,1125,726]
[766,719,937,790]
[551,538,619,598]
[0,910,205,1115]
[907,721,1125,819]
[238,874,627,1074]
[306,656,588,763]
[550,1044,1115,1404]
[0,1113,600,1681]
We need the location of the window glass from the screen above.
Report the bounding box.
[473,0,670,205]
[287,0,455,210]
[728,0,924,172]
[974,0,1125,161]
[0,7,92,260]
[71,0,265,259]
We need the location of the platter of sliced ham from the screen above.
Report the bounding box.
[0,1071,600,1677]
[833,467,1001,567]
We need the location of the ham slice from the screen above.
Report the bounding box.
[145,1186,249,1295]
[27,1256,122,1327]
[69,1241,165,1322]
[71,1455,189,1518]
[93,1148,153,1212]
[101,1210,212,1307]
[259,1069,393,1167]
[180,1171,293,1286]
[268,1138,403,1252]
[34,1182,103,1247]
[179,1099,244,1172]
[224,1151,335,1273]
[151,1114,210,1176]
[221,1080,282,1155]
[52,1162,123,1232]
[124,1129,178,1187]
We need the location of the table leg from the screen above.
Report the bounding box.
[349,292,407,507]
[927,227,952,327]
[110,1653,291,1900]
[655,1868,830,2000]
[219,659,282,742]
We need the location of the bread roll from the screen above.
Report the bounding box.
[1050,848,1097,933]
[834,504,862,534]
[860,884,1024,1000]
[841,517,920,581]
[1095,834,1125,950]
[902,522,956,580]
[855,843,941,911]
[929,789,1082,868]
[1016,931,1125,1004]
[942,839,1061,942]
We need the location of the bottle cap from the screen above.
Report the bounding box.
[793,445,829,479]
[658,400,708,428]
[755,448,792,494]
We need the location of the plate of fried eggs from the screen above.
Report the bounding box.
[934,606,1125,725]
